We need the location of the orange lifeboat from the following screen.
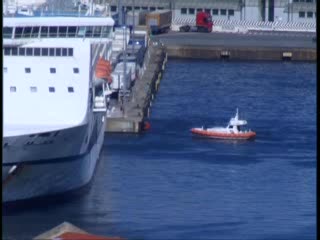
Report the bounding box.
[191,109,256,140]
[95,57,112,83]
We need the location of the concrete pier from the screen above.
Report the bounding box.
[105,41,167,133]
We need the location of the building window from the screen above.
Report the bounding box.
[189,8,195,14]
[10,86,17,92]
[41,48,49,56]
[34,48,41,56]
[4,48,11,55]
[49,87,55,92]
[134,6,140,10]
[11,48,18,56]
[220,9,227,15]
[3,27,13,38]
[126,6,132,11]
[141,6,148,10]
[25,68,31,73]
[30,86,37,92]
[157,7,164,10]
[62,48,68,56]
[19,48,26,56]
[205,9,211,14]
[299,11,305,17]
[212,9,219,15]
[68,87,74,93]
[307,11,313,18]
[73,68,79,74]
[110,5,117,12]
[50,68,56,73]
[181,8,187,14]
[228,9,235,16]
[68,48,73,56]
[150,7,156,11]
[26,48,33,56]
[56,48,61,56]
[196,8,202,12]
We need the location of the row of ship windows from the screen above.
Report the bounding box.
[3,26,112,39]
[4,67,79,74]
[3,47,74,57]
[9,86,75,93]
[181,8,234,16]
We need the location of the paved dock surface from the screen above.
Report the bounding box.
[153,31,316,49]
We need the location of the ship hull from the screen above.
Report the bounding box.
[2,113,105,204]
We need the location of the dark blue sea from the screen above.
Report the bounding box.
[3,60,316,240]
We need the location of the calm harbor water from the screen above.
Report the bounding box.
[3,60,316,240]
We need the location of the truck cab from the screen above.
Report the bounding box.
[196,12,213,32]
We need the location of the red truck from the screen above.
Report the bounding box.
[179,12,213,33]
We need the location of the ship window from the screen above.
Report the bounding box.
[40,26,49,37]
[299,11,305,18]
[49,48,55,56]
[4,67,7,73]
[181,8,187,14]
[34,48,41,56]
[67,26,77,37]
[31,26,40,37]
[50,68,56,73]
[62,48,68,56]
[49,26,58,37]
[197,8,202,12]
[68,87,74,93]
[93,26,102,37]
[110,5,117,12]
[126,6,132,11]
[26,48,33,56]
[41,48,49,56]
[23,27,32,38]
[189,8,195,14]
[134,6,140,10]
[212,9,219,15]
[10,86,17,92]
[77,26,86,37]
[49,87,55,92]
[68,48,73,56]
[56,48,61,56]
[3,27,13,38]
[220,9,227,15]
[15,27,23,38]
[307,11,313,18]
[11,47,18,56]
[4,47,11,55]
[150,7,156,11]
[228,9,234,16]
[25,68,31,73]
[101,26,111,37]
[58,26,67,37]
[30,86,37,92]
[73,68,79,73]
[142,6,148,10]
[19,48,26,56]
[85,26,94,37]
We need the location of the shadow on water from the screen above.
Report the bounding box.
[2,182,92,216]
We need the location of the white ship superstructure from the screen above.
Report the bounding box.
[2,16,114,204]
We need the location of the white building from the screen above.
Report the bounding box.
[102,0,316,23]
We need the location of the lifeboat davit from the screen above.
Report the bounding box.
[191,109,256,140]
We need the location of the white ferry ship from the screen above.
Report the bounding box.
[2,16,115,204]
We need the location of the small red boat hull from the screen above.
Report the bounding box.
[191,128,256,140]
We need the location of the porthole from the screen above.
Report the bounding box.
[49,87,55,92]
[10,86,16,92]
[68,87,74,93]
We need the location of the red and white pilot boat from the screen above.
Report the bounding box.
[191,109,256,140]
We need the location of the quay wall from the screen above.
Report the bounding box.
[165,45,316,61]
